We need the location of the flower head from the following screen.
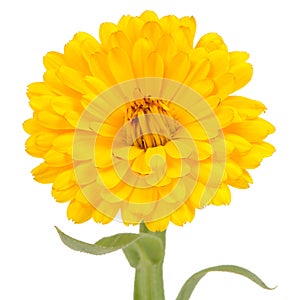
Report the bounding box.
[24,11,275,231]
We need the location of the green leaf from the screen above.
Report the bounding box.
[176,265,275,300]
[56,227,142,255]
[55,227,164,267]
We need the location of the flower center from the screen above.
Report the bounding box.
[125,98,176,149]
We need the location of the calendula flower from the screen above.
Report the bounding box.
[24,10,275,232]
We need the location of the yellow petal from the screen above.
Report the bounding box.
[83,76,107,95]
[179,16,196,42]
[74,161,97,185]
[132,38,153,78]
[188,181,205,208]
[157,179,177,199]
[172,26,192,51]
[98,123,119,137]
[44,149,72,167]
[122,201,155,224]
[242,169,253,184]
[140,10,159,22]
[225,138,235,155]
[189,78,214,98]
[226,177,250,189]
[197,160,226,185]
[57,65,88,94]
[184,55,210,86]
[230,62,253,92]
[107,30,131,55]
[89,52,115,85]
[52,132,74,155]
[125,17,144,44]
[108,47,135,82]
[37,111,73,130]
[165,139,193,158]
[145,146,166,170]
[210,184,231,205]
[67,200,93,223]
[64,110,82,129]
[160,15,179,34]
[194,141,212,160]
[75,189,90,204]
[53,169,75,190]
[215,106,235,128]
[142,21,162,46]
[29,94,52,111]
[43,51,64,70]
[165,155,191,178]
[80,36,102,62]
[113,145,144,160]
[181,122,210,140]
[225,133,252,153]
[232,151,260,169]
[95,199,120,219]
[99,22,118,48]
[225,118,275,142]
[196,32,228,52]
[43,70,79,97]
[64,39,90,74]
[170,203,194,226]
[232,142,275,169]
[206,95,221,109]
[164,140,181,158]
[93,208,115,224]
[27,82,55,97]
[32,163,70,183]
[52,185,78,203]
[225,160,243,180]
[156,34,177,64]
[73,133,108,160]
[25,135,48,157]
[213,73,235,99]
[35,132,58,148]
[131,152,151,175]
[163,180,187,203]
[94,138,113,168]
[222,96,266,119]
[148,174,172,187]
[145,216,170,232]
[170,104,196,125]
[253,141,275,157]
[108,182,133,202]
[229,51,249,66]
[98,166,122,189]
[73,32,98,42]
[165,52,190,82]
[144,52,164,77]
[51,95,83,115]
[208,50,229,78]
[129,186,158,204]
[117,15,131,31]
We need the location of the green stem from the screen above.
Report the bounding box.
[134,259,165,300]
[134,224,166,300]
[123,223,166,300]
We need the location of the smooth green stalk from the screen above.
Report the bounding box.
[123,223,166,300]
[133,259,165,300]
[134,224,165,300]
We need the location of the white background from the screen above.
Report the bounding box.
[0,0,298,299]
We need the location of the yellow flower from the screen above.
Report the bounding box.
[24,10,275,232]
